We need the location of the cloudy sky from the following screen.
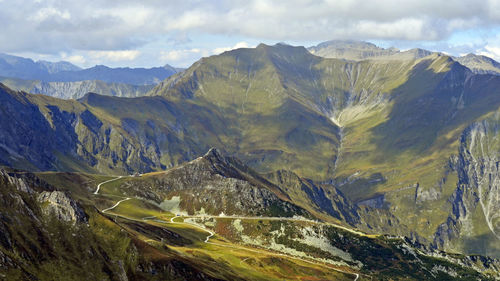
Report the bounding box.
[1,0,500,68]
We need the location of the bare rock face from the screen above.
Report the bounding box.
[31,80,153,100]
[0,169,33,194]
[38,191,87,224]
[434,114,500,256]
[113,148,310,218]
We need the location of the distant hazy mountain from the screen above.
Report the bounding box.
[31,80,153,99]
[309,40,500,76]
[37,60,82,74]
[0,53,81,80]
[308,40,400,60]
[49,64,179,85]
[308,40,433,61]
[454,53,500,75]
[0,53,181,86]
[0,76,153,99]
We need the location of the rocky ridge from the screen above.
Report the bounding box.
[434,112,500,257]
[112,148,310,218]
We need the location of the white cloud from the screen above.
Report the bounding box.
[1,0,499,54]
[65,55,86,65]
[159,48,212,66]
[29,7,71,22]
[1,0,500,67]
[89,50,140,62]
[159,42,253,66]
[354,18,432,40]
[166,10,209,31]
[212,42,251,54]
[160,49,202,61]
[478,45,500,61]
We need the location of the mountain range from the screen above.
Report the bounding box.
[1,40,500,280]
[3,40,500,100]
[309,40,500,75]
[0,52,180,85]
[0,53,181,99]
[0,76,154,99]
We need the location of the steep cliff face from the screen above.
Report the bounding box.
[0,85,80,171]
[434,113,500,257]
[266,169,360,224]
[265,169,413,238]
[0,86,178,174]
[0,76,153,99]
[31,80,153,99]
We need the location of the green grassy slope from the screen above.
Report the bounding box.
[2,44,500,257]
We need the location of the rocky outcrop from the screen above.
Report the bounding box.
[113,148,310,218]
[0,170,33,194]
[434,113,500,256]
[0,169,86,224]
[38,191,87,223]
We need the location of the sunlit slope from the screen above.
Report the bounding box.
[2,44,500,257]
[150,43,427,180]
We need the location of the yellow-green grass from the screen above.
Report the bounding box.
[106,198,169,220]
[105,203,357,280]
[36,172,114,201]
[95,176,132,196]
[169,227,354,280]
[173,244,354,281]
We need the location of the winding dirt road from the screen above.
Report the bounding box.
[102,197,131,213]
[94,176,123,195]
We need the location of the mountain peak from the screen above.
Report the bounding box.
[77,92,103,103]
[203,147,223,159]
[308,39,399,60]
[312,39,383,50]
[170,147,295,206]
[256,43,268,49]
[255,42,308,52]
[454,52,500,75]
